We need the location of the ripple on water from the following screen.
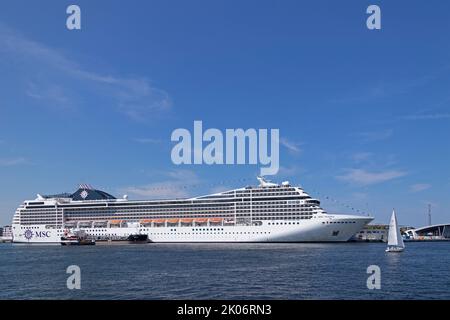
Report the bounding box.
[0,242,449,299]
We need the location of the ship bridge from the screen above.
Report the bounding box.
[71,185,116,201]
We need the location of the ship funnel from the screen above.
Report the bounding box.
[257,176,278,187]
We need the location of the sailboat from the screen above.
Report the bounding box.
[386,209,405,252]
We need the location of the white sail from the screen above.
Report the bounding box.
[387,209,405,251]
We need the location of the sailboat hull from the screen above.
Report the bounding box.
[386,246,404,253]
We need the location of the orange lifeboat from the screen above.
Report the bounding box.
[152,219,166,224]
[167,219,180,224]
[194,218,208,223]
[109,220,122,225]
[140,219,152,224]
[209,218,223,223]
[180,218,194,224]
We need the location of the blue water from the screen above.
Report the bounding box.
[0,242,449,299]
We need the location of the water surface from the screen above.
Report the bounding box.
[0,242,449,299]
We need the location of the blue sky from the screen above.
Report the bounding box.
[0,0,449,226]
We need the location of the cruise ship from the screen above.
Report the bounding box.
[11,177,373,243]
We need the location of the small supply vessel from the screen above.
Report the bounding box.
[61,237,95,246]
[386,209,405,253]
[61,230,95,246]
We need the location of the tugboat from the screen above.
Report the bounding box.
[61,230,95,246]
[61,236,95,245]
[60,234,79,245]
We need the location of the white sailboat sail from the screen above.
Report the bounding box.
[386,209,405,252]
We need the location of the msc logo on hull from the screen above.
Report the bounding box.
[24,229,51,240]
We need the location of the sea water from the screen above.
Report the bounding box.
[0,242,449,299]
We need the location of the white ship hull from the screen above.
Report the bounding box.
[12,215,371,244]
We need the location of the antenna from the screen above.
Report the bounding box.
[428,204,432,226]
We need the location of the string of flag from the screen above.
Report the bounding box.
[95,177,256,194]
[306,186,369,216]
[94,178,369,215]
[133,177,254,191]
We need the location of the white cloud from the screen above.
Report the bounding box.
[279,138,302,154]
[356,129,393,142]
[209,185,232,194]
[351,152,373,163]
[120,183,190,199]
[403,113,450,120]
[420,200,439,209]
[276,165,303,177]
[119,170,200,199]
[330,72,440,105]
[26,81,74,110]
[336,168,407,186]
[0,24,171,120]
[410,183,431,193]
[0,157,28,166]
[166,169,199,181]
[133,138,164,144]
[351,192,368,200]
